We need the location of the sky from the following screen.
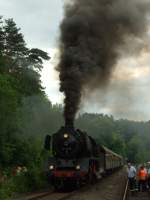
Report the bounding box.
[1,0,150,121]
[0,0,64,103]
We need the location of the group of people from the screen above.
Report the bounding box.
[127,162,150,192]
[11,165,28,176]
[0,166,28,184]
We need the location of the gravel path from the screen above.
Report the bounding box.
[68,169,126,200]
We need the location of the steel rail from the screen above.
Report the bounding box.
[122,179,129,200]
[27,191,54,200]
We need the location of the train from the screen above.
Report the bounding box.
[44,123,124,189]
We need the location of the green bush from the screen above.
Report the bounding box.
[0,165,48,200]
[22,166,48,191]
[0,178,14,200]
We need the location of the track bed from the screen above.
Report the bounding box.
[14,169,126,200]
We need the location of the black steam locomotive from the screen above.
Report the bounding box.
[44,123,123,189]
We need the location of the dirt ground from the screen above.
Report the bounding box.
[61,169,127,200]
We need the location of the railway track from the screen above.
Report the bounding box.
[26,183,94,200]
[122,179,129,200]
[14,169,126,200]
[18,179,98,200]
[122,179,150,200]
[27,191,76,200]
[19,169,150,200]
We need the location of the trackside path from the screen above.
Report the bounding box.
[68,168,127,200]
[127,192,150,200]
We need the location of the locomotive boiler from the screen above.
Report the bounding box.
[44,122,123,189]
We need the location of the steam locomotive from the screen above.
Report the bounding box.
[44,122,123,189]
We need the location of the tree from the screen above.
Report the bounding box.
[0,74,19,167]
[0,17,4,54]
[0,16,51,96]
[0,17,51,168]
[4,18,27,58]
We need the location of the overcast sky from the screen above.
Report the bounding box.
[1,0,150,121]
[0,0,64,103]
[0,0,63,48]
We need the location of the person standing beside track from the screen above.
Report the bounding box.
[137,165,148,192]
[127,163,137,192]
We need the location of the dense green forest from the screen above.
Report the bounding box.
[76,114,150,163]
[0,17,150,199]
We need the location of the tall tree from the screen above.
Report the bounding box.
[0,17,51,168]
[4,19,27,57]
[0,17,4,54]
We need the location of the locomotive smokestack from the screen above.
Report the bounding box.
[65,119,74,129]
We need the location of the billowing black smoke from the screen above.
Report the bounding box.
[57,0,150,124]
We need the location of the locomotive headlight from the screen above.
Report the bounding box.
[49,165,54,170]
[76,165,80,170]
[64,133,69,138]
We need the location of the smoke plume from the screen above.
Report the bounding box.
[57,0,150,124]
